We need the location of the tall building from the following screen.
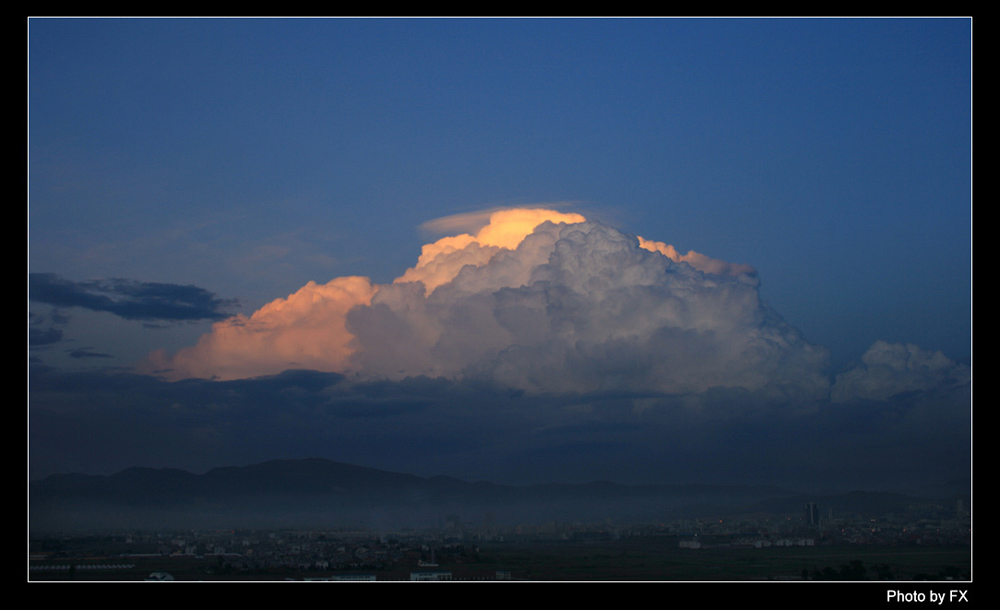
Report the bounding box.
[805,502,820,526]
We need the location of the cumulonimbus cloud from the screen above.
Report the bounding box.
[830,341,971,403]
[146,208,838,396]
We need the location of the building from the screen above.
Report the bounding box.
[410,571,452,581]
[805,502,820,526]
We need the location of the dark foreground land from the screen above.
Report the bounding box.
[29,535,969,582]
[474,539,969,581]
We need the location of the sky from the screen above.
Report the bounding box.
[28,17,971,492]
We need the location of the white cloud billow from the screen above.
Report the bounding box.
[148,208,966,403]
[831,341,970,402]
[345,218,829,395]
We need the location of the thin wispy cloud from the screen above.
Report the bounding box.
[67,347,114,359]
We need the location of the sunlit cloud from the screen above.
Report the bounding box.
[636,237,756,277]
[399,208,587,293]
[349,217,827,395]
[140,206,968,405]
[419,204,584,237]
[146,207,831,395]
[145,275,376,381]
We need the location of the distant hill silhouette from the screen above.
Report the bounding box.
[28,458,967,533]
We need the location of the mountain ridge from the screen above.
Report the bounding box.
[29,457,968,533]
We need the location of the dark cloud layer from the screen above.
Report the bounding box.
[28,363,970,493]
[29,273,236,322]
[67,348,114,359]
[29,310,68,347]
[29,326,62,347]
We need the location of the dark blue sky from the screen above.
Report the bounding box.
[28,18,971,488]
